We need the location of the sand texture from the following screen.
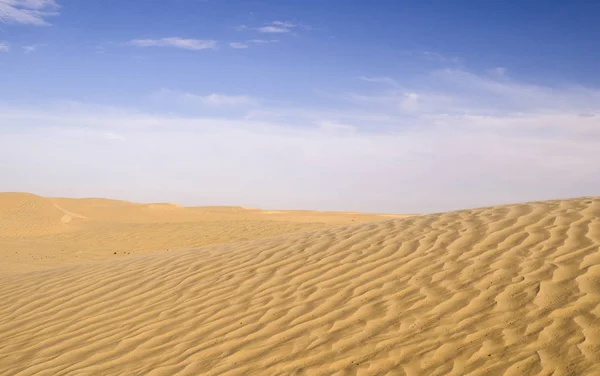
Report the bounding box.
[0,193,403,274]
[1,195,600,375]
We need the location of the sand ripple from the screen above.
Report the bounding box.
[0,197,599,375]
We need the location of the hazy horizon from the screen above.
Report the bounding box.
[1,0,599,213]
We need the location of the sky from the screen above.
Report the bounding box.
[1,0,599,213]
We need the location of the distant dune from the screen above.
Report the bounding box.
[0,194,599,375]
[0,193,407,274]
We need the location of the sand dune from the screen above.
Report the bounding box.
[0,193,404,274]
[0,193,77,237]
[0,196,599,375]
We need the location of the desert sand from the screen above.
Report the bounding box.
[0,193,599,375]
[0,192,404,274]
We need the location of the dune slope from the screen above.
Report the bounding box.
[1,197,599,375]
[0,193,77,237]
[0,193,404,274]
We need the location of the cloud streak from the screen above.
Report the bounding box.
[129,38,217,50]
[229,42,248,49]
[249,39,278,45]
[22,44,37,53]
[1,69,599,213]
[193,93,256,107]
[155,89,258,107]
[0,41,8,51]
[228,39,278,49]
[347,69,600,121]
[358,76,399,87]
[422,51,461,64]
[237,21,309,34]
[257,26,289,33]
[0,0,59,25]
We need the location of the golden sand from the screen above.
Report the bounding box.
[0,192,404,274]
[0,193,599,375]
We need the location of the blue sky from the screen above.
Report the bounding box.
[1,0,599,213]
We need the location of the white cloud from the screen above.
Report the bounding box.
[229,39,278,49]
[488,67,507,77]
[271,21,296,28]
[243,106,398,127]
[22,44,37,53]
[229,42,248,49]
[317,120,357,134]
[1,69,599,213]
[422,51,461,64]
[399,92,420,111]
[238,20,308,34]
[248,39,278,45]
[156,89,258,107]
[0,0,59,25]
[198,93,256,107]
[358,76,399,87]
[1,96,598,213]
[258,25,290,33]
[349,68,600,119]
[0,41,8,51]
[429,69,600,115]
[129,38,217,50]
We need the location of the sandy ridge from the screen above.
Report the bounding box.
[0,193,405,274]
[0,197,598,375]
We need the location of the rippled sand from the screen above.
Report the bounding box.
[1,194,599,375]
[0,192,402,274]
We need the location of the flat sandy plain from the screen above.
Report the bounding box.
[1,192,599,375]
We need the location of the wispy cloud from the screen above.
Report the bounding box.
[317,120,357,134]
[2,88,598,212]
[248,39,278,45]
[259,21,304,33]
[237,20,309,34]
[229,39,278,49]
[422,51,461,64]
[0,0,60,25]
[129,38,217,50]
[487,67,507,77]
[156,89,258,107]
[428,69,600,115]
[272,21,296,28]
[2,68,599,212]
[229,42,248,49]
[258,26,289,33]
[348,68,600,121]
[185,93,256,107]
[198,93,256,106]
[22,44,38,53]
[0,41,8,52]
[358,76,399,87]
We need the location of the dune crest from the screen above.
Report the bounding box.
[0,193,406,274]
[0,193,83,237]
[0,197,599,375]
